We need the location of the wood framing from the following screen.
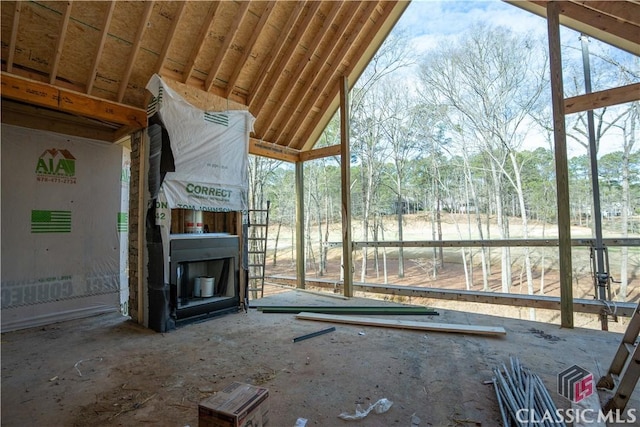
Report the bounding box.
[564,82,640,115]
[295,161,305,289]
[340,76,354,298]
[547,1,573,329]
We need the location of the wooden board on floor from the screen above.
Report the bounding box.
[296,312,507,336]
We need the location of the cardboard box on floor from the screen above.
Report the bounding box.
[199,382,269,427]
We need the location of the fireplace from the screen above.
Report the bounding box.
[168,233,240,325]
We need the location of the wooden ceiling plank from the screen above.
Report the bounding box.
[87,1,116,94]
[182,3,220,84]
[578,1,640,26]
[205,1,251,92]
[117,1,155,103]
[272,2,359,144]
[299,144,341,162]
[251,1,322,118]
[249,138,300,162]
[564,82,640,114]
[225,1,276,99]
[49,1,72,85]
[247,1,307,108]
[7,1,22,73]
[300,0,407,151]
[153,2,187,75]
[263,1,343,143]
[288,2,378,150]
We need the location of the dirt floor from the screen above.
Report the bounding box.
[2,287,638,427]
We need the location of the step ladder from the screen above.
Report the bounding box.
[246,201,270,300]
[597,301,640,412]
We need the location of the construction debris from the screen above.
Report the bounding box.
[292,326,336,343]
[256,306,439,315]
[491,356,566,427]
[338,398,393,421]
[296,312,506,336]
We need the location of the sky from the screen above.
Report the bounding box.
[388,0,639,158]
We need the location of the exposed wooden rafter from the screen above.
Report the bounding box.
[6,2,22,73]
[49,1,72,85]
[182,2,220,84]
[204,1,251,92]
[87,1,116,94]
[118,1,155,103]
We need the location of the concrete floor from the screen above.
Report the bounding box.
[1,287,638,427]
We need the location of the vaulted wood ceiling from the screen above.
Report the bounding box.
[1,1,638,162]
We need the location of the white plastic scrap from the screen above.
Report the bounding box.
[294,418,308,427]
[338,398,393,421]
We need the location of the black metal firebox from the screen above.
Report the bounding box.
[168,233,240,325]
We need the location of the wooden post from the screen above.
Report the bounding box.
[295,161,305,289]
[340,76,354,297]
[547,1,573,328]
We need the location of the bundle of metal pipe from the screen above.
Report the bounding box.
[491,356,567,427]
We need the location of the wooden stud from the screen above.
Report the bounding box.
[295,161,305,289]
[205,1,251,93]
[340,75,353,298]
[49,1,72,85]
[118,1,155,103]
[87,1,116,94]
[547,1,573,329]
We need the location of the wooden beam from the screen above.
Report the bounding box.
[247,1,306,108]
[577,1,640,26]
[153,2,186,75]
[296,312,507,336]
[564,82,640,114]
[261,1,342,144]
[205,1,250,92]
[87,1,116,94]
[547,1,574,329]
[299,144,341,162]
[295,161,305,289]
[1,73,147,130]
[118,1,155,103]
[271,277,638,318]
[225,1,276,98]
[340,76,354,298]
[182,2,220,84]
[249,138,300,162]
[6,1,22,73]
[251,2,322,116]
[49,1,72,85]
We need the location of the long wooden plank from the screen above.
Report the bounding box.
[296,312,507,336]
[564,82,640,115]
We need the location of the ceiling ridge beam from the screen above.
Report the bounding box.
[262,1,343,144]
[250,2,322,117]
[182,3,220,84]
[205,1,251,93]
[1,72,147,130]
[118,1,155,102]
[272,2,361,145]
[225,1,276,99]
[87,1,116,94]
[247,1,306,108]
[49,1,72,85]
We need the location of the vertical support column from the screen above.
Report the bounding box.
[295,161,305,289]
[340,75,354,297]
[128,129,146,324]
[547,1,573,328]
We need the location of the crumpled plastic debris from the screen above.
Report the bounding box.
[294,418,308,427]
[338,398,393,420]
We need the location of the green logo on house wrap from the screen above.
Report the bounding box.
[35,148,77,184]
